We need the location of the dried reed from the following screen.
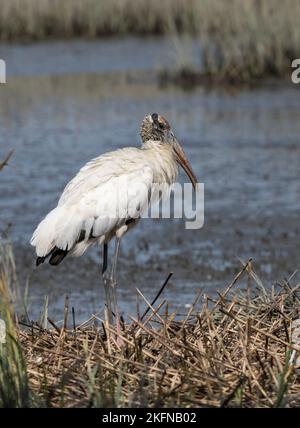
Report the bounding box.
[15,261,300,408]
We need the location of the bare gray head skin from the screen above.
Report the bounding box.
[140,113,198,190]
[140,113,173,144]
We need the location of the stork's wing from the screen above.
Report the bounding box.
[31,148,155,257]
[58,165,153,245]
[59,148,148,206]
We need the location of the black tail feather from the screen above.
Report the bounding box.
[49,248,68,266]
[36,246,68,267]
[36,256,46,266]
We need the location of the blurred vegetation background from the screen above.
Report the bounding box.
[0,0,299,81]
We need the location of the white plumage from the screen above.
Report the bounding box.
[31,141,177,262]
[31,113,197,326]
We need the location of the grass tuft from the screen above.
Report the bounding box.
[13,260,300,408]
[0,240,35,408]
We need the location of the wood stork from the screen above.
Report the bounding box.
[31,113,198,325]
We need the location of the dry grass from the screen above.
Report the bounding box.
[14,260,300,408]
[1,153,300,407]
[0,0,299,81]
[1,230,300,407]
[198,0,300,81]
[0,0,194,40]
[0,150,13,172]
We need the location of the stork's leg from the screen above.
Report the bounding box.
[110,237,121,328]
[111,237,121,285]
[102,243,113,324]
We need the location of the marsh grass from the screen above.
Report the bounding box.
[199,0,300,82]
[0,240,34,407]
[160,0,300,83]
[0,0,299,81]
[0,0,194,40]
[11,260,300,408]
[0,190,299,407]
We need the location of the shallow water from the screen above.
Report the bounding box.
[0,38,300,322]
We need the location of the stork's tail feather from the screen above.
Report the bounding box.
[31,206,81,264]
[31,206,93,266]
[49,247,69,266]
[36,256,46,266]
[36,246,69,267]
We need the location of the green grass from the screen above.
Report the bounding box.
[0,241,34,407]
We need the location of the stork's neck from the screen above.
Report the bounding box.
[141,140,178,185]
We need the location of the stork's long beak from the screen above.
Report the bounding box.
[172,140,198,191]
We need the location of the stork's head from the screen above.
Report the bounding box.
[140,113,198,190]
[140,113,171,143]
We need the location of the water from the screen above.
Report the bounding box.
[0,38,300,321]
